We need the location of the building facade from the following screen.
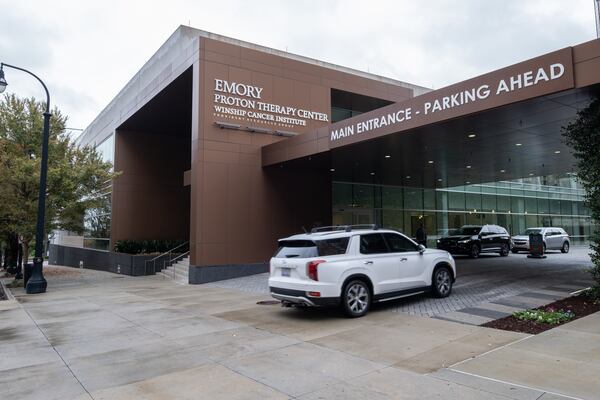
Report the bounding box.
[76,26,600,282]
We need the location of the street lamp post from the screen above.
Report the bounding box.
[0,62,49,294]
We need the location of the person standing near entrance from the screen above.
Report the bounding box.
[416,223,428,247]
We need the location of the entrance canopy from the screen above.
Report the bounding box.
[262,40,600,188]
[329,86,597,188]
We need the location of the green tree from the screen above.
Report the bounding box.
[563,98,600,298]
[0,94,116,263]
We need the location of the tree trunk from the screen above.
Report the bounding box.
[5,232,18,273]
[22,241,29,265]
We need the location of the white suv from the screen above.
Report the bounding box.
[268,226,456,317]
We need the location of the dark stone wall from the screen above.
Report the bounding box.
[49,244,159,276]
[49,244,268,282]
[188,263,269,284]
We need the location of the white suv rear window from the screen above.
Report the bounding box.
[274,238,349,258]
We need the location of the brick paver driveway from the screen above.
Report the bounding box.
[208,246,594,324]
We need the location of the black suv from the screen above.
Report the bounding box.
[436,224,511,258]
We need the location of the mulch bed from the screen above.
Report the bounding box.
[42,266,82,278]
[481,295,600,334]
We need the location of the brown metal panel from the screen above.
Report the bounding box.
[240,46,284,69]
[190,37,425,267]
[574,58,600,88]
[204,39,242,58]
[572,37,600,63]
[200,162,228,243]
[238,152,261,166]
[203,50,242,67]
[281,68,323,85]
[203,140,241,153]
[202,243,229,265]
[225,131,254,145]
[228,66,253,86]
[280,56,323,77]
[204,149,240,164]
[240,59,283,77]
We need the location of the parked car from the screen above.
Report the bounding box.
[437,228,458,237]
[268,225,456,318]
[511,227,570,253]
[430,228,458,243]
[436,224,511,258]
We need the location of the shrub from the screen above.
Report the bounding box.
[513,308,575,325]
[581,287,600,303]
[113,240,187,254]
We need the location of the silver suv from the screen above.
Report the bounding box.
[511,227,570,253]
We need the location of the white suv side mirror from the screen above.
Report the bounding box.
[418,244,426,254]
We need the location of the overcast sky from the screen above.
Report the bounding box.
[0,0,597,132]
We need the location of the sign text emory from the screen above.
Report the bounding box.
[213,79,328,127]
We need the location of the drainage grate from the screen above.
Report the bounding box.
[256,300,280,305]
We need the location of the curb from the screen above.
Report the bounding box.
[0,278,16,301]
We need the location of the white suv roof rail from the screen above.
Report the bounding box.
[310,224,380,234]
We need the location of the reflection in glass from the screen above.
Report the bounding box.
[331,173,593,245]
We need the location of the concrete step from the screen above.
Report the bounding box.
[156,255,190,284]
[173,261,189,268]
[171,258,189,267]
[166,263,189,272]
[157,271,188,284]
[164,266,188,278]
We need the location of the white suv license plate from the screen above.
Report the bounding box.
[281,268,291,277]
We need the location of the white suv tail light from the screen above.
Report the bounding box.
[307,260,326,281]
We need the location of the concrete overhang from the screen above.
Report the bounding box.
[78,25,427,148]
[262,38,600,187]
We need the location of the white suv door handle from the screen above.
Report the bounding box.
[400,257,408,262]
[363,261,373,265]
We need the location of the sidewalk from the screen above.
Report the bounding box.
[444,311,600,400]
[0,265,597,399]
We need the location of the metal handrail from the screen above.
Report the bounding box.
[164,251,190,279]
[144,241,189,275]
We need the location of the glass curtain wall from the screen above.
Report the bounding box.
[83,134,114,250]
[332,174,593,247]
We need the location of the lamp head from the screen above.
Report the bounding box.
[0,65,7,94]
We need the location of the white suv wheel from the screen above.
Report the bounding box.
[343,280,370,317]
[433,267,452,298]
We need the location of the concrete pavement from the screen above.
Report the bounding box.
[1,265,597,399]
[448,311,600,400]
